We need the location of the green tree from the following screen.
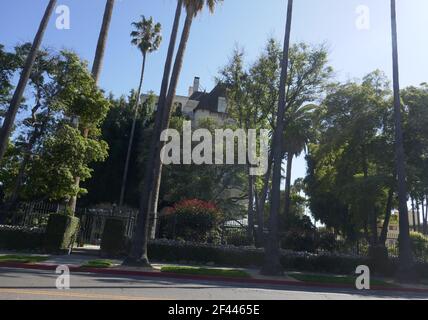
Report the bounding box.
[5,45,57,209]
[305,72,396,247]
[0,0,57,163]
[402,84,428,235]
[0,45,20,113]
[82,92,156,207]
[68,0,115,211]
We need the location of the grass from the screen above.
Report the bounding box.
[161,266,251,278]
[289,273,397,288]
[81,260,114,268]
[0,255,49,264]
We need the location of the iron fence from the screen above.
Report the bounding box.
[3,202,428,262]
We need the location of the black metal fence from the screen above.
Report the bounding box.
[76,207,137,246]
[4,202,428,262]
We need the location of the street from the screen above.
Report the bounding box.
[0,267,426,300]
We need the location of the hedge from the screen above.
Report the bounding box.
[45,214,80,253]
[145,239,428,277]
[0,225,45,251]
[147,239,374,275]
[100,218,126,258]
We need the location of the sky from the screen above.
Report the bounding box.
[1,0,428,183]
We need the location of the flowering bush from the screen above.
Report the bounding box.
[162,199,223,243]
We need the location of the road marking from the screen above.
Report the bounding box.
[0,288,165,300]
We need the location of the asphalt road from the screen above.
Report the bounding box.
[0,267,427,300]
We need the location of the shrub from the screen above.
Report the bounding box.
[281,230,316,253]
[162,199,223,243]
[147,239,375,275]
[0,225,44,251]
[100,218,126,257]
[317,230,338,252]
[44,214,80,253]
[410,232,428,261]
[224,229,253,247]
[281,216,316,253]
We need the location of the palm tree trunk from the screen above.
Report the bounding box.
[92,0,115,84]
[67,0,115,213]
[247,167,255,243]
[255,151,273,246]
[147,0,183,241]
[124,1,184,266]
[380,187,394,245]
[283,151,293,224]
[149,5,195,240]
[119,53,147,207]
[150,5,194,236]
[411,198,417,232]
[422,199,428,235]
[0,0,57,163]
[417,198,421,232]
[261,0,294,276]
[390,0,414,281]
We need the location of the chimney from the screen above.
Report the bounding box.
[188,86,194,97]
[193,77,200,93]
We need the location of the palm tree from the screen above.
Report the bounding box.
[68,0,115,212]
[119,16,162,208]
[282,104,315,222]
[261,0,294,276]
[92,0,115,84]
[390,0,414,282]
[149,0,224,239]
[125,0,223,266]
[0,0,57,163]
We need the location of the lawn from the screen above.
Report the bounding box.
[81,260,114,268]
[0,255,49,263]
[289,273,397,288]
[161,266,251,278]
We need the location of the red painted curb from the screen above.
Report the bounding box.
[1,262,428,295]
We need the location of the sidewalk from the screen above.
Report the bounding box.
[1,251,428,294]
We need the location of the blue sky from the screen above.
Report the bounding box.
[1,0,428,182]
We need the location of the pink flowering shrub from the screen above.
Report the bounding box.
[163,199,223,243]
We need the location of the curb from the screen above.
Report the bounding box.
[1,262,428,295]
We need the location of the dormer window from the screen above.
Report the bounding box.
[218,97,227,113]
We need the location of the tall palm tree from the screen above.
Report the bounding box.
[390,0,414,282]
[92,0,115,84]
[68,0,115,212]
[146,0,183,239]
[125,0,222,266]
[119,16,162,208]
[0,0,57,163]
[261,0,294,276]
[149,0,223,239]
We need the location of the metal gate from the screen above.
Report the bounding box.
[76,208,137,246]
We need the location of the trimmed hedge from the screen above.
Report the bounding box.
[0,225,44,250]
[45,214,80,253]
[147,239,373,275]
[100,219,126,258]
[146,239,428,277]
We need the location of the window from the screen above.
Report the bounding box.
[218,97,227,113]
